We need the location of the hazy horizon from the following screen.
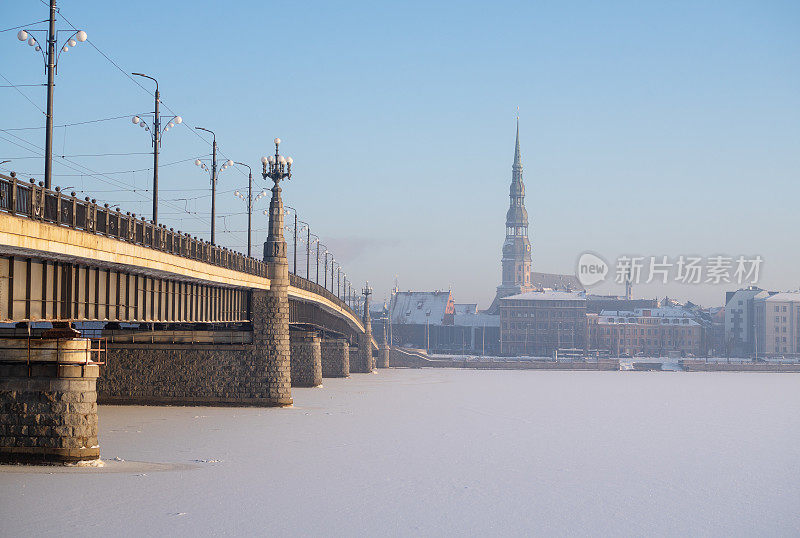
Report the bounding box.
[3,1,798,308]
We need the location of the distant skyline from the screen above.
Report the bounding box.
[2,1,798,308]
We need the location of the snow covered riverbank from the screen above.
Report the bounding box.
[2,369,798,536]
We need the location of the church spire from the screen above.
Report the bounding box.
[488,117,534,313]
[502,117,531,287]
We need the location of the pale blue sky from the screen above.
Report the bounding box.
[2,0,799,307]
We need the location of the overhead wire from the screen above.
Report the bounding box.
[0,71,45,114]
[4,8,261,238]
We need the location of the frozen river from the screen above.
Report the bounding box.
[2,369,799,536]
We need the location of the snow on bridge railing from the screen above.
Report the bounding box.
[0,172,357,319]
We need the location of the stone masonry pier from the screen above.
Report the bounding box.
[320,338,349,377]
[290,331,322,387]
[0,337,99,463]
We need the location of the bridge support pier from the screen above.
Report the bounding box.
[0,338,99,464]
[350,344,374,373]
[100,287,293,406]
[321,338,349,377]
[378,344,390,369]
[377,317,390,368]
[351,284,375,373]
[290,331,322,387]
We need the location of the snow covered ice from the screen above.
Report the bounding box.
[1,369,799,536]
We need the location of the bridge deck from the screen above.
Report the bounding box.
[0,174,367,338]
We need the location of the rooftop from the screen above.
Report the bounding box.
[502,290,587,302]
[762,291,800,302]
[390,290,454,325]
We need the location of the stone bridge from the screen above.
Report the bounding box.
[0,171,388,464]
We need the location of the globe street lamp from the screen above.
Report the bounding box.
[261,138,292,263]
[194,127,233,245]
[16,2,87,189]
[130,72,181,225]
[261,137,292,191]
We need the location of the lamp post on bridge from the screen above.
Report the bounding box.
[233,162,268,257]
[309,233,319,283]
[284,205,298,274]
[15,6,88,190]
[261,138,293,260]
[130,73,181,225]
[302,221,311,280]
[322,248,331,290]
[329,258,335,292]
[296,219,310,276]
[194,127,233,245]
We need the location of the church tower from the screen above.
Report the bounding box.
[490,119,533,310]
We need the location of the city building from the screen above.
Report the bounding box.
[389,290,455,350]
[454,304,478,315]
[724,287,772,356]
[706,306,726,356]
[754,291,800,357]
[499,290,588,356]
[590,306,703,357]
[451,310,501,355]
[585,294,659,314]
[387,290,500,354]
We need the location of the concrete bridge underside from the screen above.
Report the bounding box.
[0,207,383,464]
[0,212,367,339]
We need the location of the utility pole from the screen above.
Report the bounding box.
[194,127,230,245]
[17,3,87,190]
[211,138,216,244]
[292,212,297,274]
[153,83,160,223]
[132,72,177,226]
[233,162,253,256]
[44,0,56,190]
[315,241,321,284]
[306,226,311,279]
[323,252,328,289]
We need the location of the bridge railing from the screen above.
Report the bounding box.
[0,172,359,319]
[289,273,358,319]
[0,172,268,279]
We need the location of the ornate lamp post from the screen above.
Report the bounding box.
[194,127,233,245]
[130,73,181,225]
[15,3,87,189]
[233,162,267,257]
[261,138,293,261]
[363,282,373,322]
